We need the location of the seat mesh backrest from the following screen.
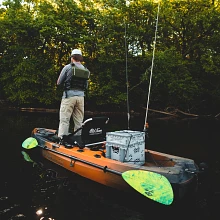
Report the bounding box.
[81,117,109,144]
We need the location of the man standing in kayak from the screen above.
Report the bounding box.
[57,49,90,144]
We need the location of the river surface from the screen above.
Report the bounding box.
[0,110,220,220]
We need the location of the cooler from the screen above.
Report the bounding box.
[105,130,145,165]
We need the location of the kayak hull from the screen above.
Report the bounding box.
[32,127,199,202]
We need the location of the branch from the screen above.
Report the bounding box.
[215,112,220,118]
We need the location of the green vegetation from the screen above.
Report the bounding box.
[0,0,220,115]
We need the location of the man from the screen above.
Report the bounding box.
[57,49,90,144]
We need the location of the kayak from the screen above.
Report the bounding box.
[24,116,199,205]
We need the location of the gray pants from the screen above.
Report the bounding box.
[58,96,84,138]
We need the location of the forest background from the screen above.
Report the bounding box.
[0,0,220,116]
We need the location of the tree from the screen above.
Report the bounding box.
[0,0,219,114]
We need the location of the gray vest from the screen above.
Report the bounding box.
[64,63,90,91]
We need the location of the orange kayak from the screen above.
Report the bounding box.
[31,121,199,202]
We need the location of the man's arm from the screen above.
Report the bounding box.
[57,65,69,85]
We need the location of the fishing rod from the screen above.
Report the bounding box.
[124,2,160,131]
[143,2,160,131]
[125,20,130,130]
[124,0,130,130]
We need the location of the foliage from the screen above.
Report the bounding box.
[0,0,220,114]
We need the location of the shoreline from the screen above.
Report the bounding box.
[0,100,218,120]
[0,106,143,117]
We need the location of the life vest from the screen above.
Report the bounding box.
[64,63,90,91]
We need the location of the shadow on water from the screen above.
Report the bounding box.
[0,110,220,219]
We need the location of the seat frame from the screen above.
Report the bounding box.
[66,116,109,148]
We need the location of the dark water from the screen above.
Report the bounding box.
[0,110,220,220]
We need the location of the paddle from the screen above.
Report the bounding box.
[22,137,38,149]
[122,170,173,205]
[22,137,174,205]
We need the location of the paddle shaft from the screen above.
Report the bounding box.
[39,145,123,176]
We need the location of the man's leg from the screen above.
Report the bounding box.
[72,96,84,135]
[58,98,74,138]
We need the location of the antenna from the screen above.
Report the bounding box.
[144,2,160,131]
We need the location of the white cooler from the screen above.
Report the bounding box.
[105,130,145,165]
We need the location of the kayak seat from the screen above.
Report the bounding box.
[65,116,109,148]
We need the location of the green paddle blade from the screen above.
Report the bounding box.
[22,137,38,149]
[21,151,34,162]
[122,170,174,205]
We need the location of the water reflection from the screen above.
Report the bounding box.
[1,148,63,219]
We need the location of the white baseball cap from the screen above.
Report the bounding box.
[71,49,82,56]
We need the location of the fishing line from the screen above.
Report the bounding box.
[144,2,160,131]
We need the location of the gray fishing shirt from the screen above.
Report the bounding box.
[57,62,88,99]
